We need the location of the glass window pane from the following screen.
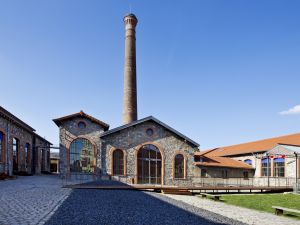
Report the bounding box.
[70,138,94,173]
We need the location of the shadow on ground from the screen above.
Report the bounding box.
[46,181,244,225]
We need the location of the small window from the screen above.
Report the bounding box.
[0,132,3,162]
[174,154,184,179]
[146,128,154,136]
[78,121,86,129]
[244,159,252,166]
[25,143,30,169]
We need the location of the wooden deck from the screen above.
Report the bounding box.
[63,184,293,193]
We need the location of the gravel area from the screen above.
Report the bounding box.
[166,194,300,225]
[45,189,245,225]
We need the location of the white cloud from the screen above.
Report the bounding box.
[280,105,300,115]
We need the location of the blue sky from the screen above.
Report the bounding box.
[1,1,300,150]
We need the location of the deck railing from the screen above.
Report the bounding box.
[61,172,300,188]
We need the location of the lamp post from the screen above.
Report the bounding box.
[267,153,270,187]
[296,152,298,192]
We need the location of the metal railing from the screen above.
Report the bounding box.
[60,172,300,189]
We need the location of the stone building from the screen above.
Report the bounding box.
[53,112,199,186]
[53,13,200,186]
[0,106,52,176]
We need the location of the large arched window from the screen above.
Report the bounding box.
[137,144,162,184]
[70,138,94,173]
[13,138,19,173]
[0,132,4,162]
[274,158,285,177]
[112,149,124,175]
[174,154,185,179]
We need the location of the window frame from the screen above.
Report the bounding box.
[261,158,271,177]
[69,138,95,173]
[273,158,285,177]
[112,149,125,176]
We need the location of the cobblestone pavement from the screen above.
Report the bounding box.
[166,194,300,225]
[45,189,245,225]
[0,175,71,225]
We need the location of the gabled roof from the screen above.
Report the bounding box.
[194,156,253,169]
[267,144,300,156]
[34,133,53,145]
[0,106,52,145]
[0,106,35,132]
[53,111,109,131]
[100,116,200,147]
[202,132,300,157]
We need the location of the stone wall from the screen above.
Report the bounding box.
[58,117,105,176]
[101,120,197,186]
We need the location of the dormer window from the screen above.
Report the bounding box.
[78,121,86,129]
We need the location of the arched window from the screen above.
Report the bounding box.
[13,138,19,173]
[137,144,162,184]
[112,149,124,175]
[70,138,94,173]
[244,159,252,166]
[174,154,185,179]
[274,158,285,177]
[0,132,4,162]
[25,143,30,169]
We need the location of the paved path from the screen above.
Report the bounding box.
[166,194,300,225]
[0,175,70,225]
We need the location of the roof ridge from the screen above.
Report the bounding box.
[209,132,300,151]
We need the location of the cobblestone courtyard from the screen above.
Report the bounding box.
[0,176,70,225]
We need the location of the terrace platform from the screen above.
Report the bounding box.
[63,183,293,194]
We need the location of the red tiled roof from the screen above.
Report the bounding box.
[202,132,300,157]
[194,156,253,169]
[53,111,109,131]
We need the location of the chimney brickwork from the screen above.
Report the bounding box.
[123,14,138,124]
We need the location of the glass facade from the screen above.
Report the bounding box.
[137,144,162,184]
[261,158,271,177]
[70,138,94,173]
[274,158,285,177]
[0,132,3,162]
[174,154,184,179]
[113,149,124,175]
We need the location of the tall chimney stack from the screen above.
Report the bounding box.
[123,14,138,124]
